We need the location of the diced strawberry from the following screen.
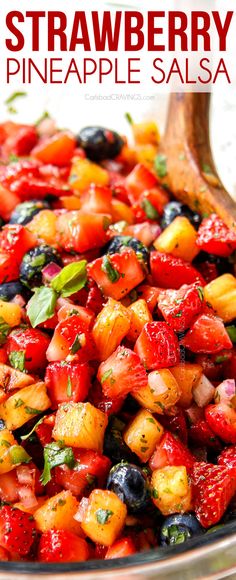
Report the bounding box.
[36,420,54,446]
[0,471,20,503]
[97,345,147,398]
[6,126,38,157]
[189,419,222,451]
[196,260,219,284]
[57,211,110,253]
[160,409,188,445]
[205,402,236,444]
[7,327,50,373]
[57,304,94,330]
[88,380,125,416]
[0,224,36,265]
[46,315,97,363]
[218,446,236,476]
[88,248,145,300]
[38,529,89,563]
[0,505,36,556]
[192,462,236,528]
[134,321,180,370]
[0,185,20,221]
[149,432,195,473]
[136,285,162,313]
[55,449,111,497]
[182,314,233,354]
[124,222,161,247]
[125,163,157,203]
[74,278,103,316]
[105,537,136,559]
[196,214,236,257]
[0,251,19,284]
[158,284,203,332]
[0,160,40,188]
[150,251,206,289]
[31,131,76,167]
[10,177,72,200]
[82,185,113,215]
[45,361,91,409]
[195,351,232,382]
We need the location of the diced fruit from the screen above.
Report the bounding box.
[7,328,50,373]
[83,185,113,216]
[0,429,19,474]
[105,536,136,559]
[32,132,76,166]
[154,217,199,262]
[218,446,236,475]
[149,432,195,473]
[97,346,147,399]
[170,363,202,408]
[158,284,203,332]
[192,375,215,408]
[0,505,36,556]
[0,224,36,265]
[134,322,180,370]
[92,299,131,361]
[0,382,51,430]
[57,211,110,253]
[55,449,111,497]
[0,363,34,392]
[0,252,19,284]
[150,251,205,289]
[38,529,89,562]
[0,185,20,221]
[69,158,109,191]
[52,402,108,451]
[125,164,157,202]
[132,369,180,414]
[136,285,161,313]
[123,409,164,462]
[127,299,152,343]
[189,418,222,451]
[45,361,91,409]
[111,199,134,224]
[34,490,82,534]
[205,402,236,444]
[151,466,192,515]
[28,210,57,246]
[196,214,236,257]
[182,314,233,354]
[132,121,160,146]
[57,304,94,329]
[192,462,236,528]
[204,274,236,323]
[46,315,97,363]
[88,249,145,301]
[79,489,127,546]
[0,300,21,328]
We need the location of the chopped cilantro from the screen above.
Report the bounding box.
[40,442,75,486]
[96,509,113,525]
[154,154,167,178]
[101,255,120,283]
[9,351,25,372]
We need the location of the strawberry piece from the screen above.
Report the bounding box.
[158,284,203,332]
[125,163,157,203]
[0,185,20,221]
[134,321,180,370]
[182,314,233,354]
[10,177,71,200]
[88,380,124,416]
[192,462,236,528]
[45,361,91,409]
[55,449,111,497]
[46,315,97,363]
[7,126,38,156]
[160,409,188,444]
[31,131,76,167]
[189,419,222,451]
[38,529,89,562]
[149,432,194,473]
[7,327,50,373]
[196,214,236,257]
[105,537,136,559]
[150,251,206,290]
[57,211,110,253]
[218,446,236,475]
[0,224,36,265]
[88,248,145,301]
[0,160,40,188]
[0,251,19,284]
[97,345,147,398]
[196,260,219,284]
[205,402,236,444]
[0,505,36,556]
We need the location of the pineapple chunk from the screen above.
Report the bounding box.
[52,402,108,451]
[151,466,192,515]
[133,369,181,413]
[111,200,134,225]
[124,409,164,462]
[92,298,131,361]
[70,158,109,192]
[0,429,31,474]
[132,121,160,146]
[80,489,127,546]
[34,490,82,535]
[170,363,203,408]
[0,363,34,392]
[154,216,199,262]
[0,382,51,430]
[204,274,236,322]
[127,299,153,343]
[0,300,22,327]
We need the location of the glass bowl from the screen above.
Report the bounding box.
[0,521,236,579]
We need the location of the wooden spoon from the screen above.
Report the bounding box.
[158,93,236,231]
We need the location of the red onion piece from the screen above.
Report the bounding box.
[18,486,38,509]
[215,379,236,403]
[11,295,26,307]
[193,375,215,408]
[16,465,35,487]
[42,262,61,284]
[74,497,89,523]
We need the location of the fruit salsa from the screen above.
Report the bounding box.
[0,114,235,563]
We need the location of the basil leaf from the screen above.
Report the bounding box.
[101,255,120,283]
[0,317,11,345]
[9,351,25,372]
[51,261,87,298]
[40,442,76,486]
[154,154,167,178]
[96,509,113,525]
[27,286,57,328]
[226,325,236,344]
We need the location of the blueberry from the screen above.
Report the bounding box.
[76,126,124,162]
[161,201,201,230]
[107,462,149,512]
[0,281,30,302]
[20,245,62,288]
[194,251,230,275]
[107,236,149,266]
[10,200,49,226]
[104,417,137,464]
[160,514,203,546]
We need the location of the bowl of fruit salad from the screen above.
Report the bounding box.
[0,114,235,579]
